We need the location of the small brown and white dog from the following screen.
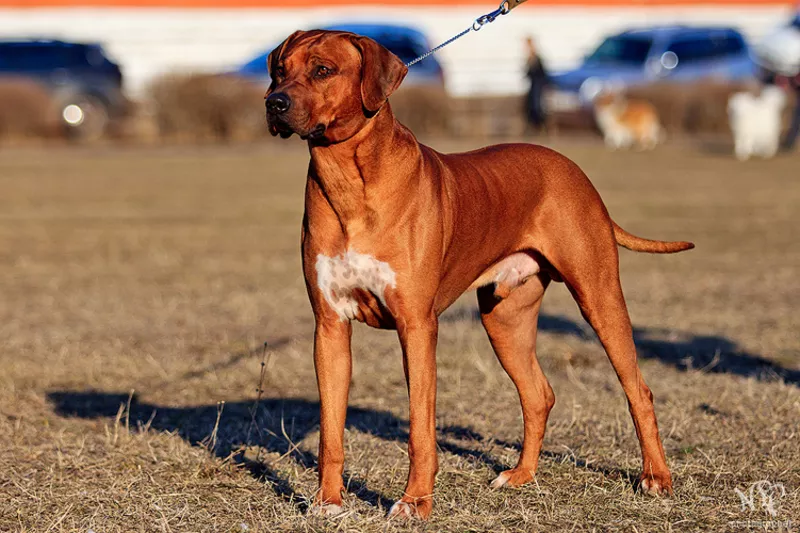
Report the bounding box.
[593,91,664,150]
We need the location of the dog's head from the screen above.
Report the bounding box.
[760,85,787,109]
[264,30,408,144]
[592,91,617,108]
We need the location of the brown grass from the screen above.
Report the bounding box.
[0,140,798,532]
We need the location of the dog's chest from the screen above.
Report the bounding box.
[315,250,397,321]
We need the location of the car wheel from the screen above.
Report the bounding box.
[60,94,109,141]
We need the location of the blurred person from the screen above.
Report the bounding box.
[780,12,800,150]
[524,36,550,134]
[775,72,799,151]
[755,11,800,151]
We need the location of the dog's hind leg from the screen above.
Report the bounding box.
[479,274,555,489]
[551,235,673,496]
[762,134,780,159]
[735,137,752,161]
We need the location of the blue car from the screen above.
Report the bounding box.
[238,23,444,89]
[549,26,757,111]
[0,39,125,138]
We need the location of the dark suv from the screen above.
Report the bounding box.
[549,26,756,111]
[238,23,445,89]
[0,39,125,138]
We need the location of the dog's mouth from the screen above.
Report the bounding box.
[267,116,295,139]
[267,115,327,142]
[300,123,327,141]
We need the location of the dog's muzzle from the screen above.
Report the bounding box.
[266,93,327,141]
[266,93,295,139]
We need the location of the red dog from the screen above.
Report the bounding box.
[265,30,692,519]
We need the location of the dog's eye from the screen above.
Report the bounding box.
[274,66,286,79]
[314,66,332,79]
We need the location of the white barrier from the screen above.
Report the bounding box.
[0,5,792,97]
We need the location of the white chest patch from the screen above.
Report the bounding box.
[315,250,397,321]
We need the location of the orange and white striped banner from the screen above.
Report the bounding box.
[0,0,794,7]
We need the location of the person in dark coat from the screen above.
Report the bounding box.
[524,36,550,134]
[755,11,800,152]
[778,72,800,151]
[780,14,800,150]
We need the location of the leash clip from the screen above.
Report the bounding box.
[406,0,524,67]
[473,1,510,31]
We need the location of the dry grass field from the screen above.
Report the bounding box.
[0,138,798,532]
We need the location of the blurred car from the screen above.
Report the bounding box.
[549,26,757,111]
[0,39,125,139]
[238,23,445,90]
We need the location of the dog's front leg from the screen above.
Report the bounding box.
[389,317,439,520]
[312,318,353,515]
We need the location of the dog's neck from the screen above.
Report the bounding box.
[308,104,422,234]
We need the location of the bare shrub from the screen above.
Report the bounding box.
[390,86,452,137]
[450,95,527,139]
[626,79,758,136]
[0,77,61,143]
[105,97,162,145]
[147,73,267,143]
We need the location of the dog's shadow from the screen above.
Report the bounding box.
[443,309,799,386]
[48,391,540,511]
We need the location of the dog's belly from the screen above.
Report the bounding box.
[315,250,397,326]
[315,250,540,325]
[468,252,541,298]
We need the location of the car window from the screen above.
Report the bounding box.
[0,45,58,70]
[0,44,90,70]
[374,37,424,65]
[241,53,269,75]
[586,36,654,65]
[667,34,744,63]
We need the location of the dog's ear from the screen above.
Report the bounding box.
[267,30,304,94]
[350,35,408,114]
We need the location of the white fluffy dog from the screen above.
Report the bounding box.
[727,86,787,160]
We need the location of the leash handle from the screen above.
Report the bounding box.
[405,0,527,67]
[505,0,529,11]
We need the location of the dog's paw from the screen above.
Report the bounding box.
[388,498,432,520]
[490,467,534,489]
[638,472,673,497]
[309,503,344,517]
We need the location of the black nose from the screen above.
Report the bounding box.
[266,93,291,115]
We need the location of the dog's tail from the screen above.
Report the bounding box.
[612,221,694,254]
